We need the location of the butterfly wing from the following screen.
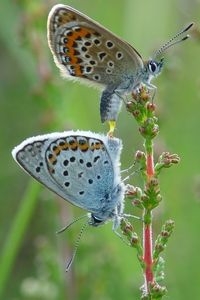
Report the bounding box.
[12,131,123,214]
[47,4,144,87]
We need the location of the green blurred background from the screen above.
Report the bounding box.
[1,0,200,299]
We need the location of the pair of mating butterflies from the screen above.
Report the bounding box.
[13,5,193,232]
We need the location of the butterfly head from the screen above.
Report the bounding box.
[143,58,164,84]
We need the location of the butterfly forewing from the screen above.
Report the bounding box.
[47,4,143,86]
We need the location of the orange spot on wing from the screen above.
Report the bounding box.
[48,154,57,165]
[69,140,78,150]
[78,142,89,151]
[74,65,83,76]
[59,142,69,150]
[90,141,103,150]
[52,146,60,156]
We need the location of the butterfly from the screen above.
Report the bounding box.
[47,4,193,133]
[12,131,125,230]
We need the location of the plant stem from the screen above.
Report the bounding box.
[143,216,153,289]
[143,139,154,293]
[146,152,154,178]
[126,89,176,298]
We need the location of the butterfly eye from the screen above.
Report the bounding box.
[90,214,104,226]
[148,61,158,74]
[148,60,163,75]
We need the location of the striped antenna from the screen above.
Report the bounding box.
[56,214,88,234]
[154,23,194,58]
[66,221,88,272]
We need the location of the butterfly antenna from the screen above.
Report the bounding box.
[154,22,194,59]
[123,171,136,183]
[56,214,88,234]
[66,221,88,272]
[121,162,136,174]
[122,161,141,182]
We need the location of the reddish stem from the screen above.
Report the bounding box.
[143,218,154,290]
[143,151,155,293]
[146,153,154,178]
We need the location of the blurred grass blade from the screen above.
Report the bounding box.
[0,180,40,297]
